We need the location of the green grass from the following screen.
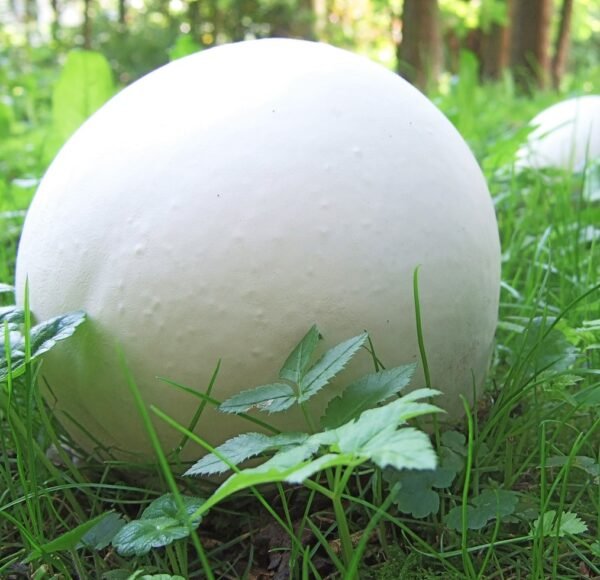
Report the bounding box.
[0,50,599,578]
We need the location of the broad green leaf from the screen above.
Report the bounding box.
[27,512,114,561]
[219,383,296,414]
[136,576,186,580]
[441,430,468,456]
[591,541,600,557]
[321,364,416,429]
[47,50,115,159]
[77,512,125,550]
[112,495,205,556]
[532,510,588,537]
[386,445,463,518]
[446,489,518,531]
[545,455,600,477]
[141,494,205,523]
[185,432,308,476]
[519,317,579,377]
[112,517,192,557]
[298,331,368,402]
[279,324,321,383]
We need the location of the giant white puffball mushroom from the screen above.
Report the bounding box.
[516,95,600,171]
[16,39,501,461]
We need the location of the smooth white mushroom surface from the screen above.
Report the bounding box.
[16,39,501,461]
[516,95,600,171]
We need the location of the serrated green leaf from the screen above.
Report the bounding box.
[189,381,441,517]
[446,489,518,531]
[362,428,437,471]
[29,310,87,358]
[332,389,442,454]
[1,311,87,381]
[77,512,125,550]
[532,510,588,537]
[321,364,416,429]
[27,512,114,561]
[298,331,368,402]
[185,432,308,476]
[219,383,296,414]
[279,324,321,383]
[112,517,192,557]
[141,494,205,523]
[0,306,23,325]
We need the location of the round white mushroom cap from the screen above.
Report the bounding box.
[516,95,600,172]
[15,39,501,462]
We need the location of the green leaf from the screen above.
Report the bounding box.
[385,445,463,518]
[136,576,186,580]
[77,512,125,550]
[279,324,321,383]
[0,306,23,325]
[532,510,588,537]
[219,383,296,414]
[332,389,442,454]
[446,489,518,531]
[27,512,114,561]
[299,331,368,402]
[361,428,437,471]
[321,364,416,429]
[591,541,600,557]
[112,518,192,557]
[29,310,87,358]
[46,50,115,159]
[141,494,205,523]
[185,432,308,476]
[0,311,87,381]
[545,455,600,477]
[188,383,441,517]
[112,494,205,556]
[520,317,579,376]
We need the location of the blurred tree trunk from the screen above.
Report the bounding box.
[83,0,92,49]
[188,0,200,40]
[398,0,442,90]
[481,0,513,80]
[551,0,574,89]
[510,0,552,91]
[50,0,60,41]
[118,0,127,25]
[295,0,315,39]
